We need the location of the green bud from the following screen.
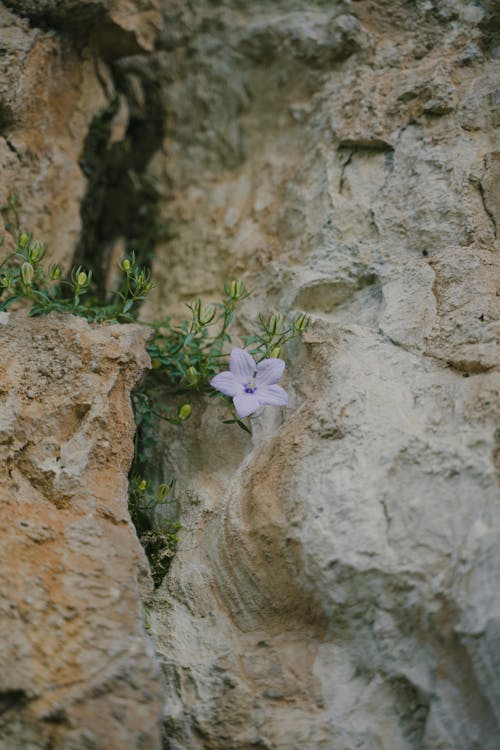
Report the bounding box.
[71,266,92,288]
[0,274,10,288]
[228,279,245,300]
[270,346,281,358]
[50,264,62,280]
[268,312,284,335]
[21,262,34,286]
[134,268,151,285]
[138,479,147,492]
[29,242,45,263]
[18,233,30,248]
[199,303,216,325]
[132,267,153,296]
[120,258,131,272]
[186,366,199,385]
[178,404,192,421]
[192,298,202,318]
[156,483,171,502]
[293,312,310,333]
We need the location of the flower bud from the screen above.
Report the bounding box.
[178,404,192,421]
[29,242,45,263]
[21,262,34,286]
[228,279,245,300]
[18,233,30,248]
[134,268,151,284]
[192,298,202,318]
[0,274,10,288]
[120,258,131,272]
[133,267,153,295]
[268,312,284,334]
[50,264,62,280]
[199,303,216,325]
[71,266,91,288]
[293,312,310,333]
[138,479,147,492]
[186,367,199,385]
[270,346,281,358]
[156,483,171,502]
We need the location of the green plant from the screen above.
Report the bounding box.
[0,234,152,322]
[128,475,176,532]
[1,203,310,586]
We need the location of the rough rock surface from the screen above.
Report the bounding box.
[141,2,500,749]
[0,0,160,269]
[0,313,163,749]
[1,0,499,748]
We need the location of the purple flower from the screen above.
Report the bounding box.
[210,348,289,418]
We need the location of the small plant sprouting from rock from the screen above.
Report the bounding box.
[0,205,310,585]
[138,284,310,433]
[0,230,152,322]
[128,476,181,587]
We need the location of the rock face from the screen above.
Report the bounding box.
[0,0,161,270]
[0,313,163,749]
[141,2,500,749]
[1,0,500,748]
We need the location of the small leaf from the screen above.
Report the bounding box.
[0,294,21,311]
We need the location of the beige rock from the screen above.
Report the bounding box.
[1,0,499,747]
[141,1,500,749]
[0,0,160,271]
[0,313,163,750]
[0,3,104,268]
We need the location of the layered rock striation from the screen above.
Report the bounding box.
[143,2,500,749]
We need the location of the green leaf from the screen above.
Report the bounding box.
[0,295,21,311]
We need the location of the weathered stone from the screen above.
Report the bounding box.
[3,0,161,54]
[1,0,499,747]
[0,0,160,272]
[0,313,163,750]
[139,2,500,749]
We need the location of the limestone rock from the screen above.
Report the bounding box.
[141,1,500,749]
[0,313,163,750]
[0,0,160,271]
[1,0,499,747]
[5,0,161,55]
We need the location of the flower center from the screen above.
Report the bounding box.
[244,382,257,394]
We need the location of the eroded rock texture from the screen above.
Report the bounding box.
[142,2,500,749]
[1,0,499,748]
[0,313,163,749]
[0,0,162,271]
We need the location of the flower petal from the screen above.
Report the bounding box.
[255,357,285,386]
[210,371,241,397]
[233,392,261,418]
[256,384,288,407]
[230,348,256,384]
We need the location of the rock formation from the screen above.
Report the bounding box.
[143,2,500,749]
[0,0,162,273]
[0,312,164,749]
[1,0,499,748]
